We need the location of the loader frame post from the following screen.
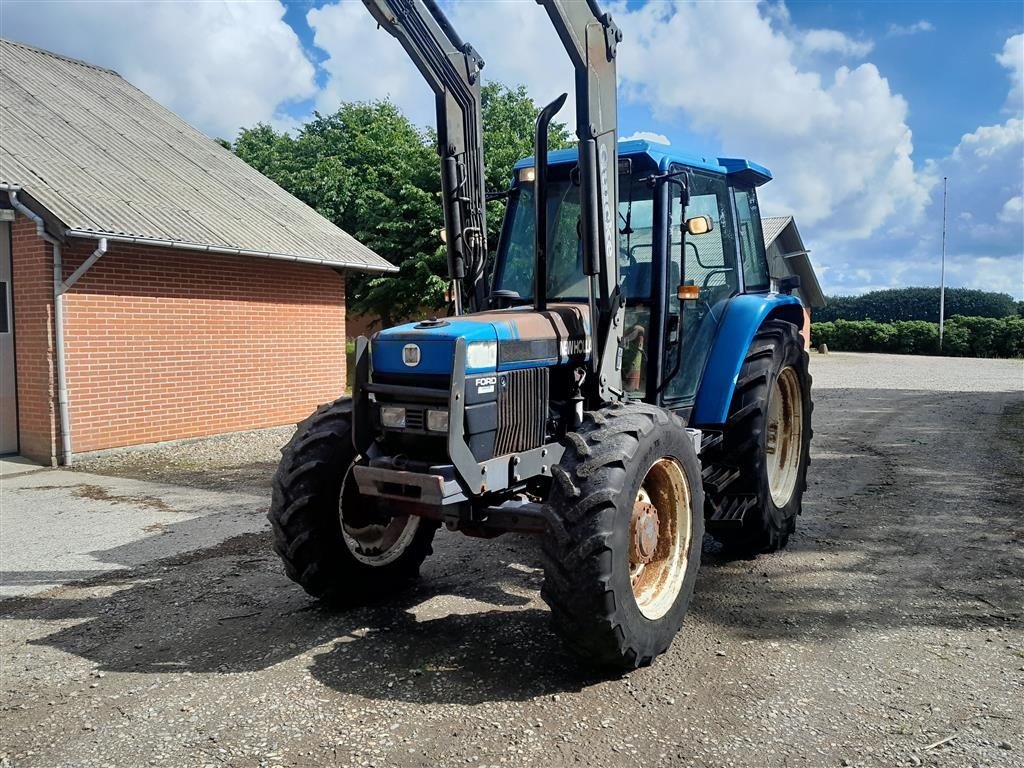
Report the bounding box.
[538,0,624,403]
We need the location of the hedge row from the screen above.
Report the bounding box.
[810,316,1024,358]
[816,288,1022,323]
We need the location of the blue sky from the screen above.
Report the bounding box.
[3,0,1022,298]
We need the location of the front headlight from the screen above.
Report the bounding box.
[380,406,406,429]
[466,340,497,369]
[426,409,449,433]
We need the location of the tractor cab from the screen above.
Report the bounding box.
[491,139,776,408]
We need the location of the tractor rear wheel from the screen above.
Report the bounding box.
[269,398,437,605]
[703,319,812,556]
[540,402,704,669]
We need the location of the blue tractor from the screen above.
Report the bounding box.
[269,0,812,669]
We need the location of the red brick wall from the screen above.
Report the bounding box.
[10,216,58,464]
[10,216,348,460]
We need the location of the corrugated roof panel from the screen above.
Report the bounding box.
[0,148,95,224]
[0,38,395,272]
[761,216,792,248]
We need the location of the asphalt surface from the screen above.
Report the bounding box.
[1,353,1021,768]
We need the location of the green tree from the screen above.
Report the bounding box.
[234,103,444,327]
[480,83,572,249]
[233,85,573,326]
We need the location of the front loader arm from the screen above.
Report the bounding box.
[538,0,624,403]
[362,0,488,313]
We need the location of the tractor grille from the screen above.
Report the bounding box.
[404,407,425,431]
[495,367,548,456]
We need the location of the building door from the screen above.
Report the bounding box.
[0,221,17,454]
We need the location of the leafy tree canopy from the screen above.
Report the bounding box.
[231,84,572,327]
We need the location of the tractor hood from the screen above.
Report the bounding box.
[372,304,591,376]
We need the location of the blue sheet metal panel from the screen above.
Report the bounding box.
[372,336,458,376]
[372,305,593,376]
[372,319,497,375]
[717,157,773,187]
[375,318,497,344]
[691,293,804,426]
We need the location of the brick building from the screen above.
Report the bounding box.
[0,39,394,465]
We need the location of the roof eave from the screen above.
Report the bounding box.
[63,228,399,274]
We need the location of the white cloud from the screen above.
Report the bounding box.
[611,1,931,237]
[822,33,1024,298]
[943,255,1024,297]
[307,0,433,125]
[996,34,1023,110]
[997,196,1023,224]
[445,0,575,120]
[802,29,873,58]
[307,0,575,130]
[887,20,934,37]
[622,131,670,145]
[952,117,1024,160]
[0,0,316,139]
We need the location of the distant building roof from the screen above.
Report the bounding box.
[0,38,395,273]
[760,216,791,249]
[761,215,826,308]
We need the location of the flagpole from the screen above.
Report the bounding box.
[939,176,947,348]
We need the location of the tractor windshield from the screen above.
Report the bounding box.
[493,170,657,302]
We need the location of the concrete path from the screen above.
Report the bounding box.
[0,469,268,597]
[0,454,47,478]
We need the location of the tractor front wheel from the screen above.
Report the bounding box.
[268,398,438,605]
[541,403,704,669]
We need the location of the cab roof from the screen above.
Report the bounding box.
[513,138,773,187]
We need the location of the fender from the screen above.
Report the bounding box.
[691,293,804,427]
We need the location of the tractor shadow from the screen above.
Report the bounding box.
[2,529,604,704]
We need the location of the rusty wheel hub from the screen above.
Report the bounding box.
[630,498,661,565]
[628,458,693,620]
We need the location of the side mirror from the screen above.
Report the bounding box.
[684,214,714,236]
[778,275,801,294]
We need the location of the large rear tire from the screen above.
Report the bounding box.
[269,398,438,605]
[703,319,812,556]
[540,402,704,670]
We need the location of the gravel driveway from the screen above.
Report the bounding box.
[1,352,1021,768]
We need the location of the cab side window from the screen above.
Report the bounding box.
[733,186,770,291]
[671,171,739,303]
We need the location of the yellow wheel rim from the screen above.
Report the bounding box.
[766,366,803,508]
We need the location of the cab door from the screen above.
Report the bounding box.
[660,169,740,407]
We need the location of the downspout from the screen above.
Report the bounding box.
[6,189,107,466]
